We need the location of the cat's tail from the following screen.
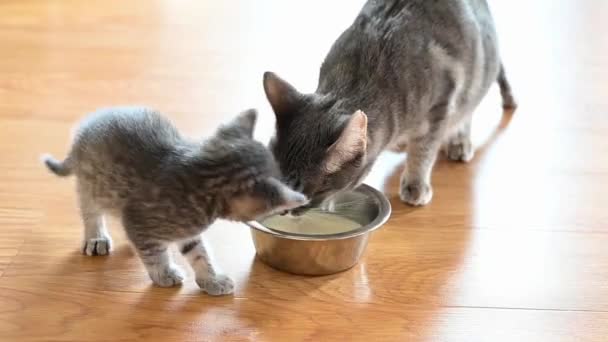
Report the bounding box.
[41,154,74,177]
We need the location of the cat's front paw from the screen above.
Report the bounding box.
[83,237,112,256]
[446,138,474,162]
[149,266,185,287]
[400,179,433,206]
[196,274,235,296]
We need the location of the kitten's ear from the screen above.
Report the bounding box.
[265,177,310,213]
[324,110,368,173]
[263,72,304,117]
[217,108,257,139]
[227,178,309,221]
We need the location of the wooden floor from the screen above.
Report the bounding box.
[1,0,608,341]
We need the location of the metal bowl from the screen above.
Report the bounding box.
[247,184,391,276]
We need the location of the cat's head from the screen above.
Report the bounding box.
[207,109,309,221]
[263,72,369,213]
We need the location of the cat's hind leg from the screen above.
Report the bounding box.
[498,63,517,110]
[77,189,112,256]
[179,236,234,296]
[400,110,448,206]
[446,62,516,162]
[446,117,474,162]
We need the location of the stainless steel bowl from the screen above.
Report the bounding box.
[247,184,391,276]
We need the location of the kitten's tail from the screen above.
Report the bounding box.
[41,154,73,177]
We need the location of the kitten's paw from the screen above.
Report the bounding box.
[399,179,433,206]
[446,138,474,162]
[150,266,185,287]
[83,237,112,256]
[196,274,235,296]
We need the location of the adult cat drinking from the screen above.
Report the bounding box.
[263,0,516,212]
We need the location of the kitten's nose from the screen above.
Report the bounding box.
[289,206,309,216]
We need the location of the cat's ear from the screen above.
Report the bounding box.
[227,178,309,220]
[266,177,310,213]
[255,177,309,214]
[217,108,257,139]
[263,72,304,117]
[324,110,368,173]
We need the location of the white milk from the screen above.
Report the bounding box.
[262,212,361,235]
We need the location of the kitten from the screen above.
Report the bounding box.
[43,107,307,295]
[263,0,516,212]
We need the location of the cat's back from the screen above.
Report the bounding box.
[75,107,180,150]
[68,107,184,211]
[319,0,498,116]
[320,0,495,83]
[352,0,490,54]
[71,107,182,168]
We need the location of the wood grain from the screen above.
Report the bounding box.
[1,0,608,341]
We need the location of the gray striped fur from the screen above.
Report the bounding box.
[43,107,307,295]
[264,0,515,210]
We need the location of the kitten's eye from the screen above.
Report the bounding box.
[284,175,300,191]
[292,179,303,192]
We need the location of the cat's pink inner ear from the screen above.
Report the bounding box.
[227,195,264,221]
[263,71,302,116]
[324,110,368,173]
[276,183,309,211]
[262,177,309,213]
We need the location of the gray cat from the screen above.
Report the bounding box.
[42,107,307,295]
[263,0,515,212]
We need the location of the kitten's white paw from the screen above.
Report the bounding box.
[150,266,185,287]
[83,237,112,256]
[399,179,433,206]
[196,274,235,296]
[446,138,474,162]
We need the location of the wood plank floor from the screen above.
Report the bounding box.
[1,0,607,341]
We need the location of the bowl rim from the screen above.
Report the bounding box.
[246,183,392,241]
